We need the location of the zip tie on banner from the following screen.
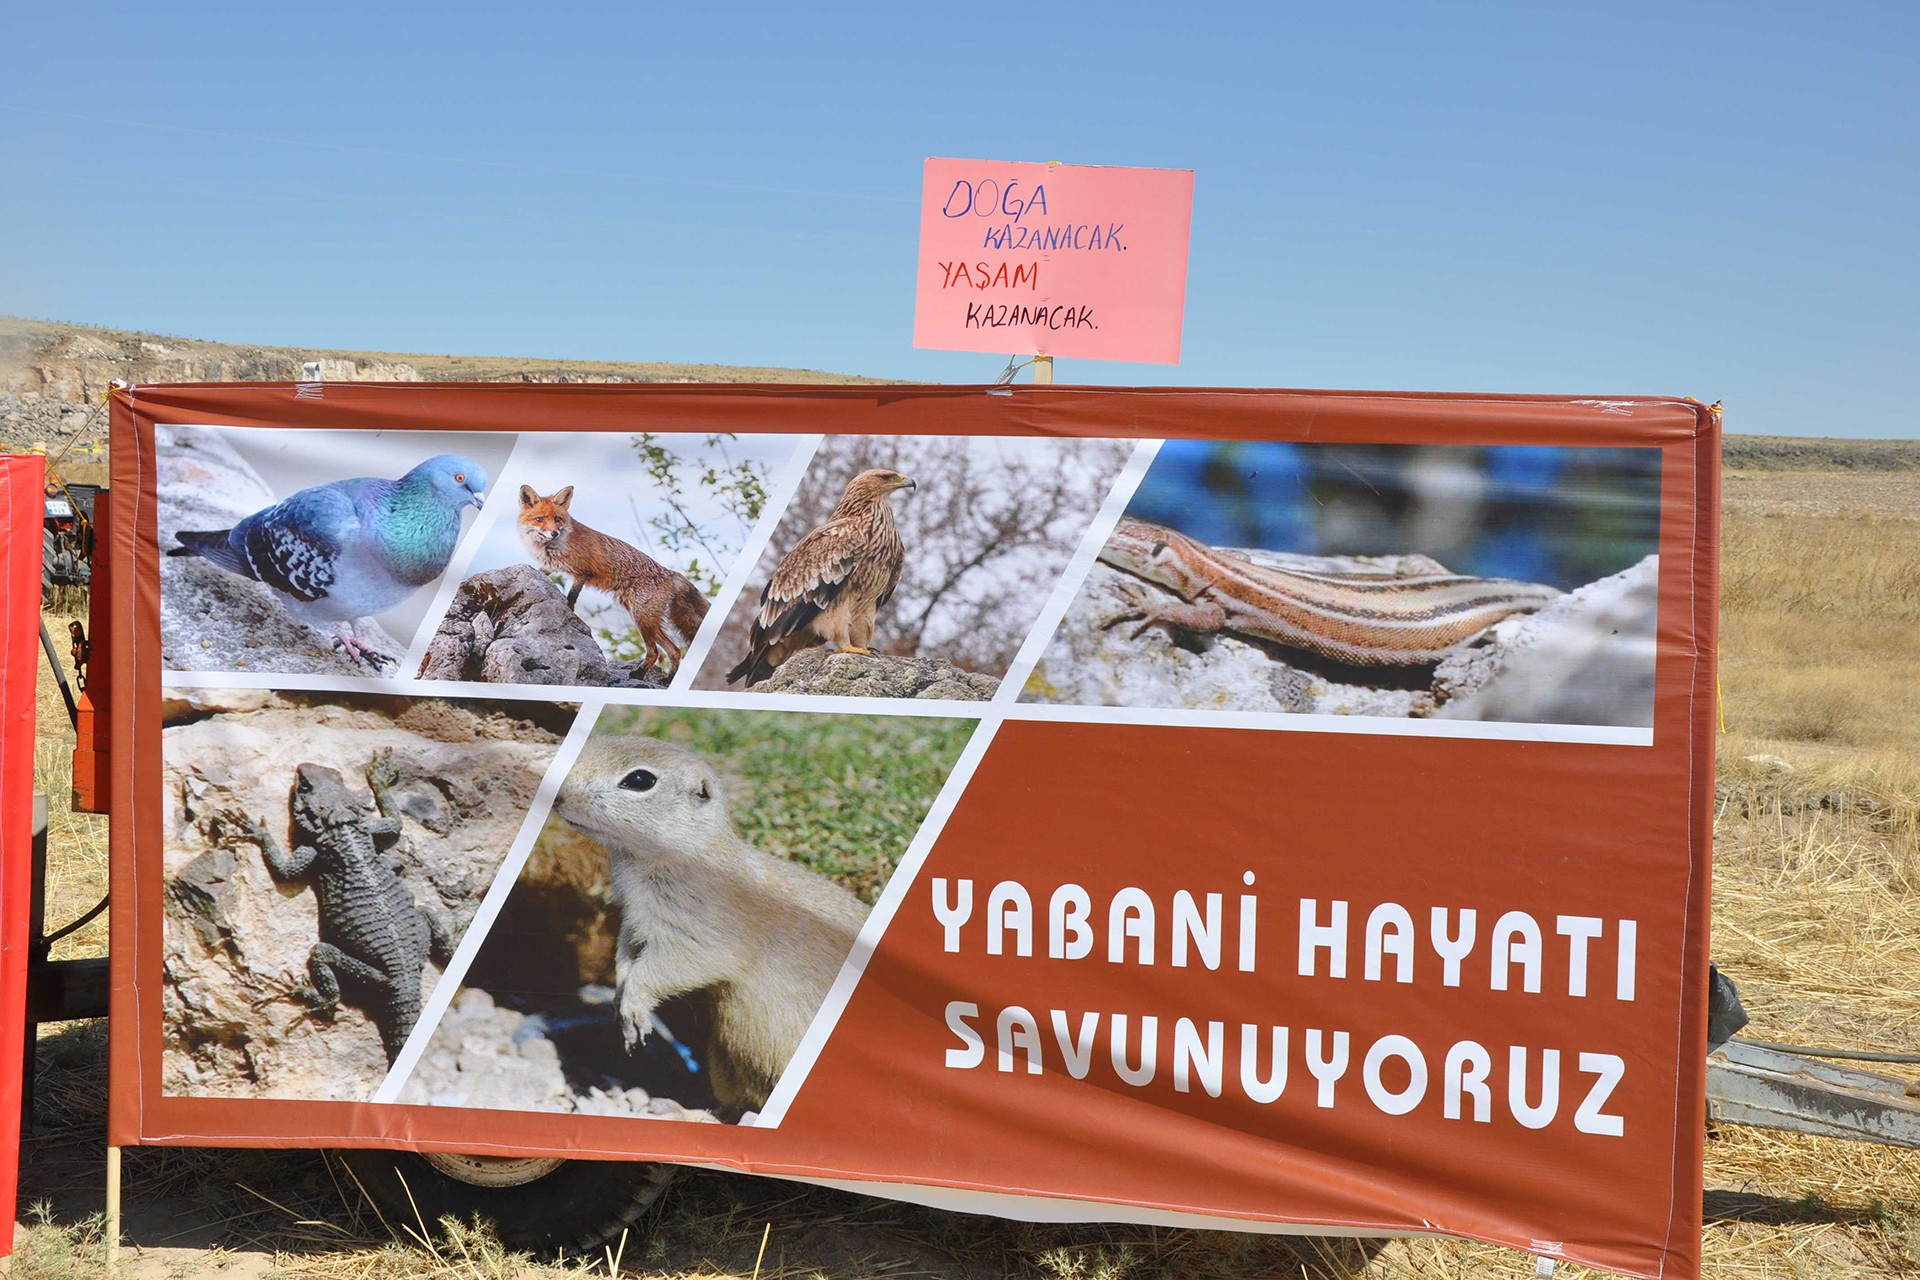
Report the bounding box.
[1717,677,1726,735]
[990,356,1034,390]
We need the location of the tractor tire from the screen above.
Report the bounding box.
[338,1150,677,1259]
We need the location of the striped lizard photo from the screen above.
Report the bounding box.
[1022,441,1662,726]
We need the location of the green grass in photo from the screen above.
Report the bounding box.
[592,707,977,902]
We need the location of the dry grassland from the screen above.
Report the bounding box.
[12,447,1920,1279]
[33,610,108,963]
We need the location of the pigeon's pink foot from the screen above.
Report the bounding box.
[330,623,395,671]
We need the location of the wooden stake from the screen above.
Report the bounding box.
[1033,355,1054,385]
[105,1145,121,1266]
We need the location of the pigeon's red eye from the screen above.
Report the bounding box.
[454,473,466,484]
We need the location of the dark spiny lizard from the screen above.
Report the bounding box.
[223,752,451,1063]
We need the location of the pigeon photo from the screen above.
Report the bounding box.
[157,425,514,676]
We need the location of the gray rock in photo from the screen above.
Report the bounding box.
[396,987,716,1122]
[1025,545,1659,728]
[1022,550,1453,718]
[752,647,999,700]
[419,565,672,689]
[1436,555,1659,727]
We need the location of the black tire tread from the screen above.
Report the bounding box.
[337,1151,676,1259]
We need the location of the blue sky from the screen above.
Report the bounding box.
[4,3,1914,435]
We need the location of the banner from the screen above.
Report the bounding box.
[107,385,1716,1279]
[0,454,47,1260]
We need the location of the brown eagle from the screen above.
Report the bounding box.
[726,468,915,687]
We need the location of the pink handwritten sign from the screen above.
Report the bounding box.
[913,158,1194,365]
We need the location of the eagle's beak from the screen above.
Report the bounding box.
[897,476,917,493]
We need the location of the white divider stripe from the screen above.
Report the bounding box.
[159,667,1650,745]
[397,432,535,677]
[994,438,1162,707]
[753,441,1158,1126]
[1007,702,1654,746]
[751,717,1003,1127]
[670,434,825,691]
[159,670,987,719]
[373,698,608,1103]
[165,669,403,697]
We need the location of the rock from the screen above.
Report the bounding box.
[156,424,405,675]
[752,647,999,700]
[421,566,600,684]
[1436,556,1659,727]
[398,987,716,1121]
[159,698,563,1102]
[0,392,101,447]
[418,565,671,689]
[607,658,668,688]
[1,323,422,402]
[158,688,289,720]
[1025,549,1660,727]
[400,989,572,1110]
[1021,552,1446,717]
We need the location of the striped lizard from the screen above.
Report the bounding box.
[1097,516,1562,667]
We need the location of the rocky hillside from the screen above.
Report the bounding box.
[0,315,877,451]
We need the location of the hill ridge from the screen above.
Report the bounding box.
[0,315,881,401]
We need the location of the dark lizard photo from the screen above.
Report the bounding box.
[219,752,452,1065]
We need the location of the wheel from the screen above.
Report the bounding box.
[337,1151,677,1258]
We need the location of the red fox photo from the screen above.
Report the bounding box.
[417,431,801,690]
[517,484,708,677]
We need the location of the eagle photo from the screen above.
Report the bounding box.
[695,435,1132,697]
[727,467,914,686]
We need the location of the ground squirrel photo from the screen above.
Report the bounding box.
[440,707,975,1121]
[553,733,870,1116]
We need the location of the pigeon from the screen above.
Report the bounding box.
[168,454,488,668]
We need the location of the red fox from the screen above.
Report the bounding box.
[517,485,710,676]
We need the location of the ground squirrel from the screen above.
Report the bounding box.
[552,734,869,1114]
